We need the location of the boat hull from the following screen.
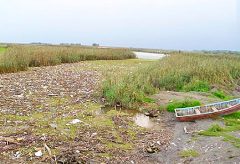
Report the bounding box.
[176,104,240,122]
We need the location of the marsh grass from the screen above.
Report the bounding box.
[224,111,240,119]
[179,149,199,158]
[0,47,6,53]
[0,45,135,73]
[183,80,210,92]
[166,99,201,112]
[212,90,232,100]
[103,53,240,108]
[199,112,240,148]
[103,65,157,108]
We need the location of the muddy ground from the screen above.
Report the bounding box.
[0,60,239,164]
[152,113,240,164]
[153,92,240,164]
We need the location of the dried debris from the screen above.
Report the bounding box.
[0,62,173,163]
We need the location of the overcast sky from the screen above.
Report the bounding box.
[0,0,239,50]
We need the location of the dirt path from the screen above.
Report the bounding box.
[153,91,221,105]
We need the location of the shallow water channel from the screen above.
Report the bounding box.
[134,51,166,60]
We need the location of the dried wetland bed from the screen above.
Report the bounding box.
[0,46,240,163]
[0,58,172,163]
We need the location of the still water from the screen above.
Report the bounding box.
[98,107,158,129]
[134,51,166,60]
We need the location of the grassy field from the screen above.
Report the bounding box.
[103,53,240,108]
[0,45,135,73]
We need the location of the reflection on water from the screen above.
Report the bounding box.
[134,51,166,60]
[133,113,154,128]
[98,106,157,129]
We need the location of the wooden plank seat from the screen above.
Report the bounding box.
[227,104,232,108]
[195,109,201,114]
[212,107,218,112]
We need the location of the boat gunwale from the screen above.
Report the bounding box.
[175,98,240,118]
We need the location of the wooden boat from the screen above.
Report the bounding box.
[175,98,240,122]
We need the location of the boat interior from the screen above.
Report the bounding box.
[176,99,240,117]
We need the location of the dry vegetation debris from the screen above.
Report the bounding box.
[0,59,172,163]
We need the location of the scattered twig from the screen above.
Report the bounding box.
[44,143,52,157]
[183,126,189,134]
[0,136,18,144]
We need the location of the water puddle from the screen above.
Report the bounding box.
[133,113,154,128]
[98,106,158,129]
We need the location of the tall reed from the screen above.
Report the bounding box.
[0,45,135,73]
[103,53,240,108]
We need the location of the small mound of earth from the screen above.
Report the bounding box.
[153,91,221,105]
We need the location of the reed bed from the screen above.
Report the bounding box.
[103,53,240,108]
[0,45,135,73]
[0,47,6,53]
